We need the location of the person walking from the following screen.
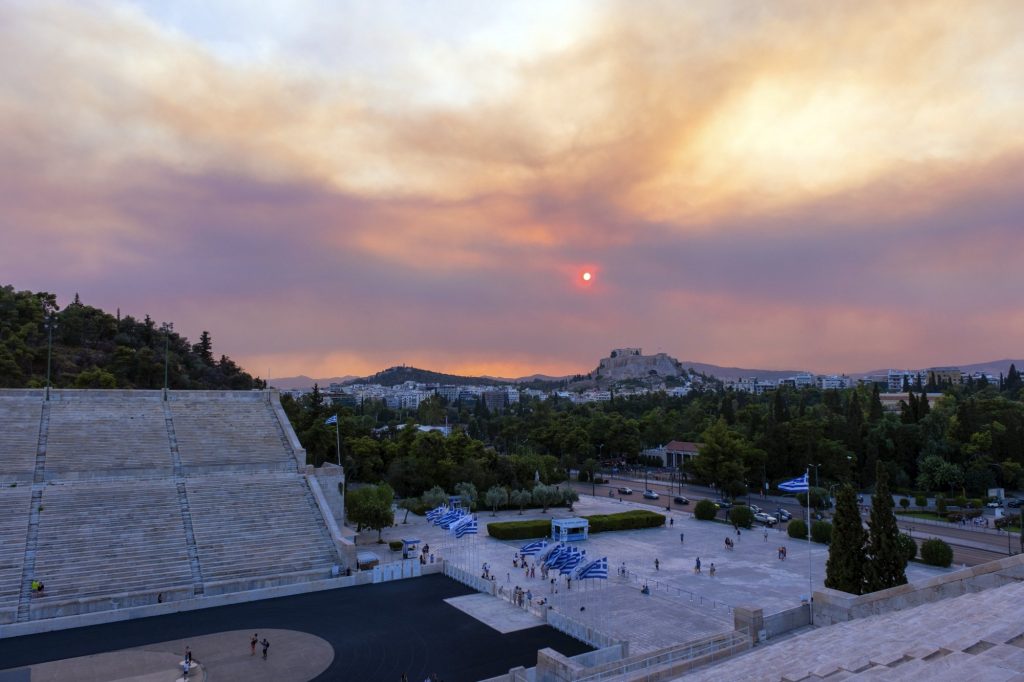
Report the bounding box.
[694,557,701,574]
[709,563,716,577]
[654,558,660,571]
[185,646,192,665]
[251,633,258,655]
[763,528,768,542]
[261,638,270,660]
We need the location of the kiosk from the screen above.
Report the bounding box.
[551,518,589,542]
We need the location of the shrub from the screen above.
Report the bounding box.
[388,540,404,551]
[955,495,968,508]
[899,497,910,510]
[914,494,927,508]
[694,499,718,521]
[486,520,550,540]
[728,505,754,529]
[936,496,946,514]
[593,477,608,484]
[970,498,983,509]
[795,489,826,509]
[788,519,808,539]
[920,538,953,567]
[811,520,832,544]
[897,533,917,562]
[994,513,1021,530]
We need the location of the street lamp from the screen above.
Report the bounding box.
[43,314,58,401]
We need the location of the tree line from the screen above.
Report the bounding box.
[0,284,263,390]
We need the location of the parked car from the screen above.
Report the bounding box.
[986,500,1003,508]
[715,500,733,509]
[617,487,633,495]
[1007,498,1021,508]
[643,490,660,500]
[775,508,793,522]
[750,505,763,514]
[754,512,778,526]
[673,496,690,505]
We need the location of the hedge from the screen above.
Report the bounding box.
[810,520,832,544]
[486,510,665,541]
[694,499,718,521]
[486,520,550,540]
[585,510,665,533]
[388,540,404,551]
[914,494,927,508]
[788,519,807,539]
[920,538,953,567]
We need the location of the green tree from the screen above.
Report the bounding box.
[346,483,395,540]
[484,485,508,516]
[562,487,580,511]
[511,489,533,514]
[421,485,448,509]
[825,486,867,594]
[455,481,478,510]
[864,462,907,591]
[728,505,753,528]
[532,483,560,512]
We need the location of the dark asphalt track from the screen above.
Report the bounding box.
[0,574,591,682]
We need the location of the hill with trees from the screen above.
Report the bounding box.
[0,284,263,390]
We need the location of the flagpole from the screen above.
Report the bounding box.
[806,466,813,624]
[334,414,341,467]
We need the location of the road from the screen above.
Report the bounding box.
[569,476,1018,567]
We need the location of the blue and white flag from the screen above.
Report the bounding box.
[519,540,548,557]
[438,509,465,528]
[575,557,608,580]
[552,546,579,570]
[560,551,585,575]
[544,545,566,567]
[778,472,809,492]
[448,513,473,534]
[324,415,338,426]
[426,506,446,522]
[455,518,478,538]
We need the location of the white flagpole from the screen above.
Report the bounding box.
[334,414,341,467]
[806,467,813,623]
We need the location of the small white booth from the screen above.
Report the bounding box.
[551,518,589,542]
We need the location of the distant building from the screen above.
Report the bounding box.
[609,348,642,358]
[482,389,507,413]
[817,375,852,390]
[663,441,703,467]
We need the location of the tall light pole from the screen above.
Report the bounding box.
[160,322,173,395]
[44,314,58,401]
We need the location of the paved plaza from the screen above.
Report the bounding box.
[389,494,952,653]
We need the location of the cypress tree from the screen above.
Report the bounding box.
[825,485,867,594]
[869,384,883,422]
[864,462,907,592]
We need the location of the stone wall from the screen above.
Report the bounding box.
[813,553,1024,626]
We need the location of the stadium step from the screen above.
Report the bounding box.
[176,481,205,596]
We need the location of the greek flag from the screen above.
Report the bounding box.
[544,545,566,567]
[559,551,585,575]
[455,517,477,538]
[575,557,608,580]
[778,472,809,492]
[439,510,465,528]
[552,547,579,570]
[324,415,338,426]
[448,513,473,534]
[426,506,446,522]
[519,540,548,557]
